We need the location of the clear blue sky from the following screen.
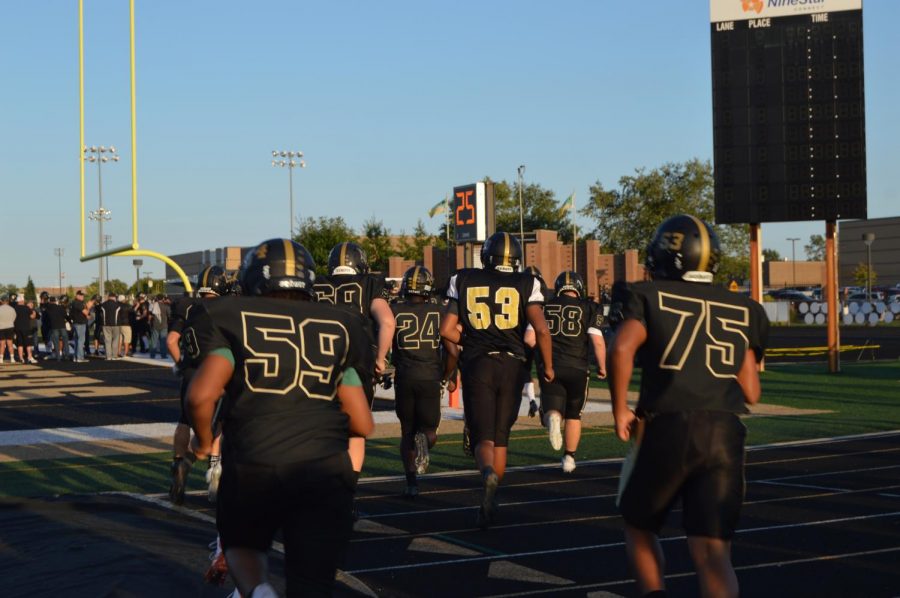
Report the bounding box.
[2,1,897,288]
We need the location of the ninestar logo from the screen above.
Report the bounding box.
[742,0,764,14]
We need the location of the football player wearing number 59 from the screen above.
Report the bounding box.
[440,232,554,529]
[187,239,374,598]
[609,215,768,598]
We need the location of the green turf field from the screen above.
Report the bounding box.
[1,361,897,498]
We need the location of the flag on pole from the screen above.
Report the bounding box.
[558,192,575,217]
[428,197,448,218]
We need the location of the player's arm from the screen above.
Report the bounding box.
[523,324,536,348]
[737,347,762,405]
[589,330,607,379]
[608,318,646,441]
[441,336,459,392]
[526,304,554,383]
[166,330,182,363]
[369,297,395,376]
[338,379,374,437]
[187,353,234,459]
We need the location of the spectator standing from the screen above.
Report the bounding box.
[149,294,169,358]
[69,290,90,363]
[14,296,37,364]
[38,291,51,356]
[134,294,150,353]
[99,292,122,360]
[0,295,16,363]
[45,296,69,361]
[117,294,133,357]
[90,295,103,355]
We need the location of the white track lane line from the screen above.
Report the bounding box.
[345,511,900,575]
[483,546,900,597]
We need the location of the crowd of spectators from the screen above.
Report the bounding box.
[0,290,172,364]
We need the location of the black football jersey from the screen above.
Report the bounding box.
[621,280,769,415]
[169,295,199,335]
[390,301,443,381]
[543,294,604,370]
[314,273,385,344]
[447,269,544,363]
[184,295,373,465]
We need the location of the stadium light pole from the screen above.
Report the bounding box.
[862,233,875,301]
[85,145,119,299]
[787,237,800,289]
[103,234,112,288]
[133,259,143,295]
[517,164,526,260]
[144,271,153,295]
[54,248,64,295]
[272,150,306,239]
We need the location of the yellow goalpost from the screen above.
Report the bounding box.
[78,0,193,293]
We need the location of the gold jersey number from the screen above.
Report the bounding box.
[465,286,520,330]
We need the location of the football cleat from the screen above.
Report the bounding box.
[402,484,419,499]
[414,432,430,475]
[204,537,229,586]
[477,467,500,530]
[562,454,576,473]
[206,461,222,503]
[548,412,563,451]
[528,399,539,418]
[169,457,191,505]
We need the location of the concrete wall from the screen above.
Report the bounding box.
[839,216,900,287]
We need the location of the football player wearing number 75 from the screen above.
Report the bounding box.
[440,232,554,530]
[187,239,374,598]
[609,215,768,598]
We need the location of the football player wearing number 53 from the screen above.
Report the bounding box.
[440,232,554,530]
[187,239,374,598]
[609,215,768,598]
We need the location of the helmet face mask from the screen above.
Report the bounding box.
[239,239,317,298]
[480,232,522,273]
[327,242,369,275]
[554,270,585,298]
[645,214,721,284]
[400,266,433,299]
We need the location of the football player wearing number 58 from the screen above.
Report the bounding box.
[609,215,768,598]
[187,239,374,598]
[440,232,554,529]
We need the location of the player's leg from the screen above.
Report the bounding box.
[394,375,418,496]
[170,376,195,504]
[561,368,590,472]
[413,379,441,476]
[625,524,667,595]
[687,536,738,598]
[348,373,376,472]
[538,375,566,452]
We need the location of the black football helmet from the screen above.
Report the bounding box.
[645,214,720,284]
[524,265,543,281]
[327,242,369,275]
[196,265,228,296]
[239,239,316,297]
[480,232,522,273]
[554,271,585,298]
[400,266,434,299]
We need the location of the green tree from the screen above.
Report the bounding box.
[805,234,825,261]
[1,283,18,297]
[359,217,395,273]
[25,276,36,300]
[853,263,877,288]
[398,220,436,262]
[296,216,357,276]
[762,248,782,262]
[84,279,130,298]
[580,159,749,284]
[492,179,575,242]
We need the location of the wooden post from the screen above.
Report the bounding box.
[825,220,840,373]
[749,223,764,371]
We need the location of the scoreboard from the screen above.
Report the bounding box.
[711,0,866,224]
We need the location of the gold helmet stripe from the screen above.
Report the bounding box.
[411,266,419,290]
[502,233,510,264]
[687,215,710,273]
[339,242,348,267]
[282,239,296,276]
[200,268,210,288]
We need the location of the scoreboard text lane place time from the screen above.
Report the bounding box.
[711,0,866,224]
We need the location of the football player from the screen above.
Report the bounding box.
[166,265,229,505]
[315,242,396,479]
[528,271,606,472]
[186,239,373,598]
[609,215,768,598]
[521,266,551,419]
[390,266,457,497]
[440,232,554,529]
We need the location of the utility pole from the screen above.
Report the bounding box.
[54,248,64,295]
[272,150,306,239]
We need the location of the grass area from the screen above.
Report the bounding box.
[1,361,897,498]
